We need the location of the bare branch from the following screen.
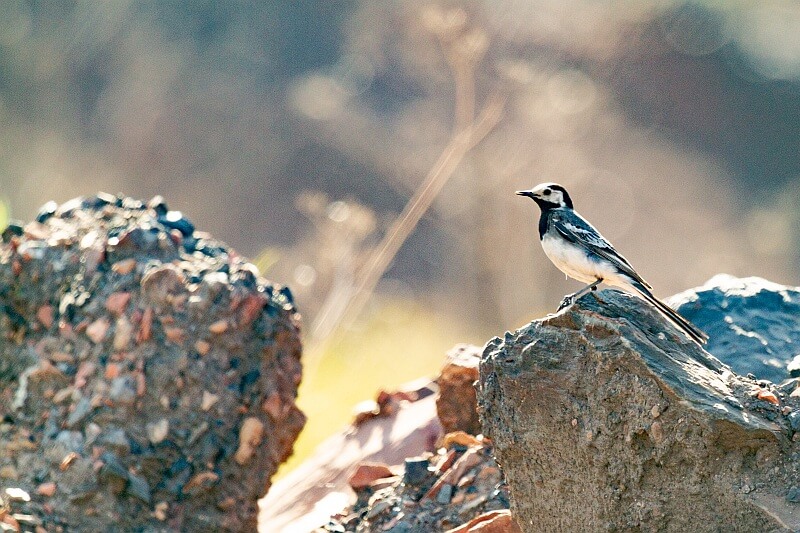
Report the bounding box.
[308,13,506,354]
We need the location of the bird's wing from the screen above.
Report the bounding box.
[551,210,652,289]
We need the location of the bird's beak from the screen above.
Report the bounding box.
[516,190,535,198]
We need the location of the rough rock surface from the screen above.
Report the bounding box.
[669,274,800,383]
[479,287,800,532]
[0,194,304,532]
[436,345,481,436]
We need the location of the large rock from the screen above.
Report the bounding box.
[669,274,800,383]
[479,286,800,532]
[0,194,304,532]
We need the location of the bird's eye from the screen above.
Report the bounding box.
[543,189,551,196]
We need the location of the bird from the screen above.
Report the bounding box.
[516,182,708,345]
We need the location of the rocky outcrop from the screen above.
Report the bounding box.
[669,274,800,383]
[479,284,800,532]
[0,194,304,532]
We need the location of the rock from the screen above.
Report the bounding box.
[73,361,96,389]
[153,501,169,521]
[262,392,284,420]
[201,391,219,412]
[445,510,522,533]
[788,356,800,378]
[789,412,800,432]
[261,382,441,532]
[238,293,267,326]
[108,376,137,405]
[104,292,131,316]
[479,286,800,532]
[104,362,121,380]
[0,467,18,480]
[4,488,30,502]
[111,258,137,275]
[36,483,56,497]
[441,431,482,449]
[208,320,229,334]
[348,463,394,491]
[66,397,92,428]
[183,471,219,496]
[85,318,110,344]
[140,264,185,307]
[0,194,304,532]
[98,428,130,454]
[299,371,513,533]
[98,452,129,495]
[669,275,800,382]
[146,418,169,445]
[318,433,509,533]
[234,417,265,465]
[367,499,394,520]
[126,473,151,504]
[194,340,211,356]
[403,457,431,485]
[163,326,186,344]
[137,306,153,343]
[758,389,780,405]
[36,305,53,329]
[54,431,84,452]
[436,344,482,435]
[158,211,195,237]
[437,483,453,504]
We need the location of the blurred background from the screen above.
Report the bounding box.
[1,0,800,474]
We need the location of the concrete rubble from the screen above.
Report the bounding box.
[0,193,304,532]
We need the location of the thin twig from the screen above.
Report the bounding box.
[309,88,505,350]
[308,13,506,353]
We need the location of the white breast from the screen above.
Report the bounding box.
[541,234,619,284]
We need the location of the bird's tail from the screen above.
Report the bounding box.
[630,281,708,345]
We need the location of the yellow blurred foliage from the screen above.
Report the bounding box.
[276,297,481,478]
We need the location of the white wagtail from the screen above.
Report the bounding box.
[516,182,708,345]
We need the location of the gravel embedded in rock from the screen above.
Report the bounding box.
[0,193,305,532]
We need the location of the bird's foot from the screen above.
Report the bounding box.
[557,294,575,311]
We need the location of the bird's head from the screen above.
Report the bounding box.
[516,183,573,209]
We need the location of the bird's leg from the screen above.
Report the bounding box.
[558,278,603,311]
